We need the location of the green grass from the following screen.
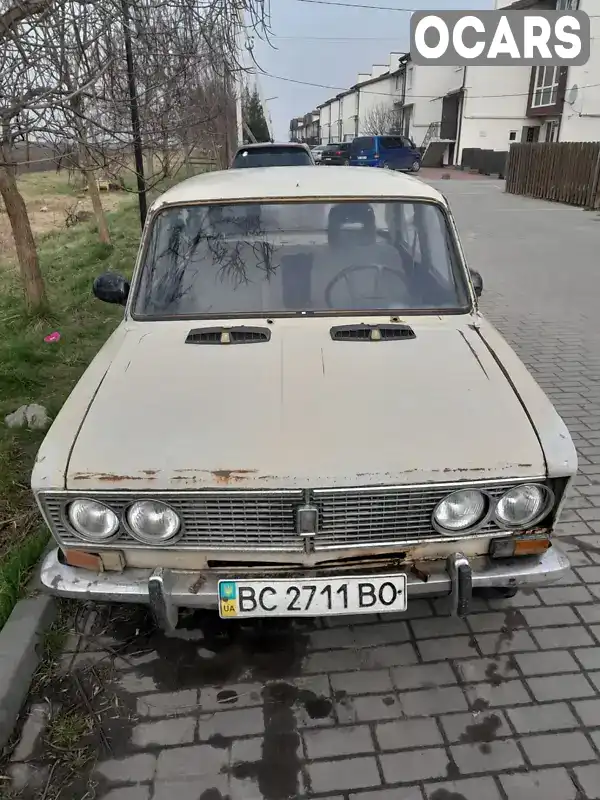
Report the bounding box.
[0,197,141,630]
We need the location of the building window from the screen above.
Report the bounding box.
[556,0,578,9]
[406,66,413,91]
[509,131,517,141]
[532,66,559,108]
[395,73,402,91]
[545,120,559,142]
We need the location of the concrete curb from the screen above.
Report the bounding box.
[0,552,56,751]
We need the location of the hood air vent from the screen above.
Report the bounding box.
[186,326,271,345]
[330,324,415,342]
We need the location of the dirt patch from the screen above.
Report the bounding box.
[0,172,124,267]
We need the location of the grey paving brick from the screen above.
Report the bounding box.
[380,748,449,783]
[514,650,580,676]
[475,630,538,655]
[465,680,531,708]
[303,649,363,673]
[131,718,196,748]
[575,764,600,799]
[375,718,443,750]
[573,698,600,726]
[506,702,579,733]
[532,625,595,649]
[538,586,594,604]
[576,605,600,623]
[488,591,541,608]
[410,617,469,639]
[576,566,600,582]
[521,731,596,765]
[500,768,578,800]
[136,690,197,718]
[439,710,511,743]
[330,669,393,695]
[309,627,357,650]
[309,756,381,793]
[468,612,515,632]
[303,725,373,759]
[100,788,151,800]
[520,606,579,627]
[364,643,420,668]
[198,683,263,712]
[391,662,456,691]
[230,736,263,764]
[197,707,264,739]
[352,694,402,721]
[352,622,411,647]
[350,790,424,800]
[417,636,476,661]
[118,673,159,695]
[450,740,524,773]
[588,670,600,691]
[592,624,600,643]
[399,686,468,717]
[527,673,595,701]
[424,777,502,800]
[455,655,518,684]
[392,600,434,618]
[96,754,156,784]
[155,745,228,781]
[151,778,231,800]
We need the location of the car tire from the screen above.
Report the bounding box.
[474,586,519,600]
[382,161,391,170]
[411,159,421,172]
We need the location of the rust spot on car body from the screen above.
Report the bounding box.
[211,469,258,484]
[72,472,153,482]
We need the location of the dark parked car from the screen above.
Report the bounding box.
[349,135,421,172]
[320,142,351,165]
[231,142,315,168]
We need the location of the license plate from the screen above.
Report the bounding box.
[358,155,367,159]
[218,575,407,618]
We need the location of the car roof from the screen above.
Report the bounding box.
[152,166,444,210]
[233,141,308,152]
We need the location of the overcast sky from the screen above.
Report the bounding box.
[253,0,495,139]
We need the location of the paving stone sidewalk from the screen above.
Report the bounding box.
[6,180,600,800]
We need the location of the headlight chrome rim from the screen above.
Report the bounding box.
[493,483,554,530]
[66,498,119,542]
[432,489,492,535]
[125,499,181,544]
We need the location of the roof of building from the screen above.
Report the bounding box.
[152,166,443,210]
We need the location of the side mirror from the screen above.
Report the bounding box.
[470,270,483,298]
[93,272,130,306]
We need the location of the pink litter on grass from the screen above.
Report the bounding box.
[44,331,61,343]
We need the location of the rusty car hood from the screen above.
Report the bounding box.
[66,317,546,490]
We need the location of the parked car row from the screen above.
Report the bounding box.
[229,137,422,173]
[314,135,421,172]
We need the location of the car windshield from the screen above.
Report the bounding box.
[133,200,470,318]
[232,147,311,168]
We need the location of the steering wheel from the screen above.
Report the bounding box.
[324,264,408,309]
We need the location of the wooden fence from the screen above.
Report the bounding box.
[505,142,600,209]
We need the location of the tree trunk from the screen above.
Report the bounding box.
[0,164,47,312]
[85,168,111,244]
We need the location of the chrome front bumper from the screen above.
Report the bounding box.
[40,545,569,630]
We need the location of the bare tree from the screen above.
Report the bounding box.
[362,102,404,136]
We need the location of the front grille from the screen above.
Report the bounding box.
[39,480,536,552]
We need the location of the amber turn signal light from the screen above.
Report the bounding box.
[490,537,550,559]
[63,549,103,571]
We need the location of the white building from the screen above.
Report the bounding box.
[452,0,600,163]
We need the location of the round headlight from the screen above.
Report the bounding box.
[67,499,119,541]
[495,484,552,528]
[433,489,487,533]
[126,500,180,544]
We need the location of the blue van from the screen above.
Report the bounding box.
[349,135,421,172]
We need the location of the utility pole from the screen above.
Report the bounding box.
[121,0,147,228]
[235,6,245,147]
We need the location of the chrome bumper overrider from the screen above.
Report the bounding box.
[40,546,570,631]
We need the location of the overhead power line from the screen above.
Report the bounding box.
[263,70,600,101]
[293,0,414,10]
